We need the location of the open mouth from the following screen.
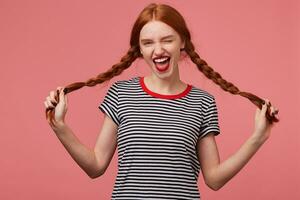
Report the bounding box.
[153,56,170,64]
[153,56,171,72]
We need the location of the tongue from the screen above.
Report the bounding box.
[155,61,169,72]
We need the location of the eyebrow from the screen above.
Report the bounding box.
[140,34,175,42]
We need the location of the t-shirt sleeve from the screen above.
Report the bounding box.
[199,96,220,139]
[98,82,120,126]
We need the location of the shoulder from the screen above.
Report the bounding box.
[189,85,216,103]
[115,76,139,86]
[111,76,140,93]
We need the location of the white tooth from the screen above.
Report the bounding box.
[154,57,168,63]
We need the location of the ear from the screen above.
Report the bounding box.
[180,39,185,49]
[180,40,185,52]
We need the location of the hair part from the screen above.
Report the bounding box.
[46,3,278,126]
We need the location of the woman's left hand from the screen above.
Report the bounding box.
[253,99,279,143]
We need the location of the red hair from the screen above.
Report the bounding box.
[46,3,279,126]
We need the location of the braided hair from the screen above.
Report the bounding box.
[46,3,279,126]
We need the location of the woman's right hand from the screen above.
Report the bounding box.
[44,87,68,127]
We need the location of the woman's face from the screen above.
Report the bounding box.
[139,20,185,78]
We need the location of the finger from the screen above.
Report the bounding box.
[56,86,63,91]
[48,91,58,105]
[272,107,279,116]
[49,91,57,104]
[255,108,260,120]
[261,101,268,116]
[255,107,260,115]
[46,96,54,105]
[263,99,270,106]
[59,87,66,103]
[44,101,49,109]
[270,106,276,116]
[64,90,68,103]
[53,86,62,101]
[46,99,55,108]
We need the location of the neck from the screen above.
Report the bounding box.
[144,74,187,95]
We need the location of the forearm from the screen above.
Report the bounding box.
[52,123,101,178]
[213,132,266,189]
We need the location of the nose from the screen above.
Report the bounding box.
[153,43,165,55]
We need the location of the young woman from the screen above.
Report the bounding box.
[44,3,279,199]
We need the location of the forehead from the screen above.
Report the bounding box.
[139,20,178,40]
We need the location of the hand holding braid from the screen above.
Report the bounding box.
[184,40,279,124]
[45,45,140,127]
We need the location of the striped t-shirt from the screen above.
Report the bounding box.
[99,76,220,200]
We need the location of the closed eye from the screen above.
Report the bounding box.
[143,40,173,45]
[142,41,154,46]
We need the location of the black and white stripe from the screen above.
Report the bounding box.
[99,76,220,200]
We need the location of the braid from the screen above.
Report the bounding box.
[63,45,140,94]
[46,45,141,126]
[185,40,278,124]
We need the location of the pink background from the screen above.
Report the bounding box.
[1,0,299,199]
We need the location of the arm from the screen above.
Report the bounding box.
[53,122,100,178]
[197,100,278,191]
[45,87,118,179]
[197,132,265,190]
[53,114,117,179]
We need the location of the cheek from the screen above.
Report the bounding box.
[170,48,181,59]
[167,44,181,54]
[141,51,153,61]
[143,55,154,66]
